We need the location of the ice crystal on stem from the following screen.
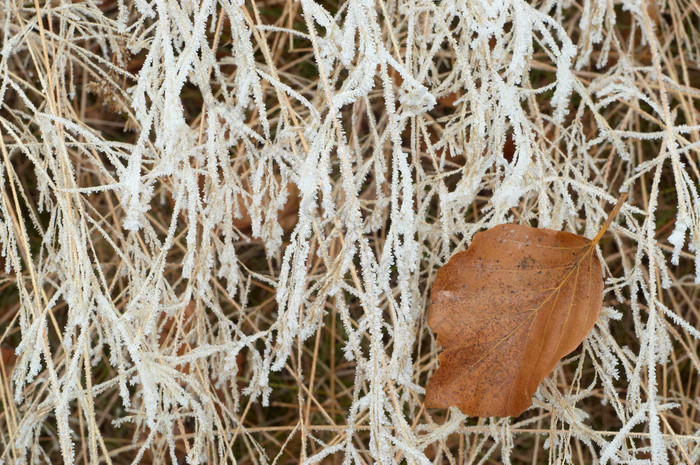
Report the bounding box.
[0,0,699,463]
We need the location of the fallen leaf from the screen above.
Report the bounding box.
[1,346,16,369]
[425,194,627,417]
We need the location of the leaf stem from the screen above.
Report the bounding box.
[592,192,629,245]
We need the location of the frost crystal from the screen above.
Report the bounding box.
[1,0,698,463]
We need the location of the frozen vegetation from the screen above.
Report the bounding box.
[0,0,699,463]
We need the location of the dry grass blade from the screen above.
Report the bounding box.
[0,0,699,462]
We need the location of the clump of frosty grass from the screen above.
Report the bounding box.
[0,0,699,463]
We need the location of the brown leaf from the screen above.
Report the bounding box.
[425,195,626,417]
[1,346,16,369]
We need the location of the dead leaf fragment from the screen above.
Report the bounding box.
[1,346,16,369]
[425,192,627,417]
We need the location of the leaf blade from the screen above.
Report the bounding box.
[425,224,603,417]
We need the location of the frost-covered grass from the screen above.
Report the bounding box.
[0,0,699,463]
